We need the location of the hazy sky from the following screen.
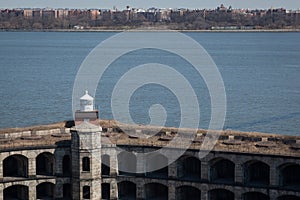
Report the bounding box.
[1,0,300,10]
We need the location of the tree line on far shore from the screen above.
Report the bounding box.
[0,8,299,30]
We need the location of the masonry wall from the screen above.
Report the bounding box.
[0,127,299,200]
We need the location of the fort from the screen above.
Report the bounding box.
[0,92,299,200]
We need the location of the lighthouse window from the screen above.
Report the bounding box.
[83,186,90,199]
[82,157,90,172]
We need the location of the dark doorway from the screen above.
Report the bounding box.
[62,155,71,176]
[102,183,110,199]
[63,183,72,199]
[145,183,168,200]
[83,186,90,199]
[208,189,234,200]
[3,155,28,178]
[102,154,110,176]
[4,185,29,200]
[244,160,269,185]
[210,158,235,183]
[36,152,54,176]
[118,181,136,199]
[82,157,90,172]
[177,156,201,180]
[176,186,201,200]
[36,182,55,199]
[280,163,300,189]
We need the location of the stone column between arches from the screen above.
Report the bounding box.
[168,181,176,200]
[235,162,243,184]
[110,179,118,199]
[0,159,2,178]
[28,156,36,178]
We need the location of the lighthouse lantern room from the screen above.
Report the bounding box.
[80,90,94,111]
[75,90,99,124]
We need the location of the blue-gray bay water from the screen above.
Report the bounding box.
[0,31,299,135]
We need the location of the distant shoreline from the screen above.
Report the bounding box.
[1,28,300,33]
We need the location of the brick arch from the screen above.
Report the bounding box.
[203,153,236,163]
[278,163,300,188]
[275,159,300,169]
[4,181,32,188]
[36,179,56,185]
[208,188,234,200]
[173,181,201,188]
[35,149,55,155]
[206,185,236,193]
[36,181,55,199]
[3,184,29,200]
[176,185,201,200]
[36,152,55,176]
[241,156,273,167]
[118,151,137,175]
[1,151,31,160]
[178,150,198,158]
[144,182,168,200]
[142,178,169,188]
[3,154,28,178]
[146,153,168,178]
[177,155,201,180]
[209,157,235,183]
[118,181,136,199]
[243,160,270,185]
[242,192,270,200]
[53,148,70,176]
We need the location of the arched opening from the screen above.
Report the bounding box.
[146,154,168,178]
[210,158,235,183]
[3,154,28,178]
[242,192,270,200]
[177,156,201,180]
[244,160,270,185]
[4,185,29,200]
[36,182,55,199]
[102,183,110,199]
[102,154,110,176]
[63,183,72,199]
[208,189,234,200]
[118,181,136,199]
[62,155,71,176]
[145,183,168,200]
[175,186,201,200]
[36,152,54,176]
[277,195,300,200]
[118,151,136,176]
[82,157,90,172]
[279,163,300,189]
[83,186,90,199]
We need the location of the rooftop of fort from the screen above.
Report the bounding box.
[0,120,299,157]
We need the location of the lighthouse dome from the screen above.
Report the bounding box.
[80,90,94,111]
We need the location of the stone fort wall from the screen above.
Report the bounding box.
[0,121,299,200]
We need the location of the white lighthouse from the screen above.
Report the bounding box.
[75,90,99,124]
[80,90,94,111]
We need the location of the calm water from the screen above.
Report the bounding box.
[0,31,299,135]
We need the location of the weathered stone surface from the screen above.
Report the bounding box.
[0,121,299,199]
